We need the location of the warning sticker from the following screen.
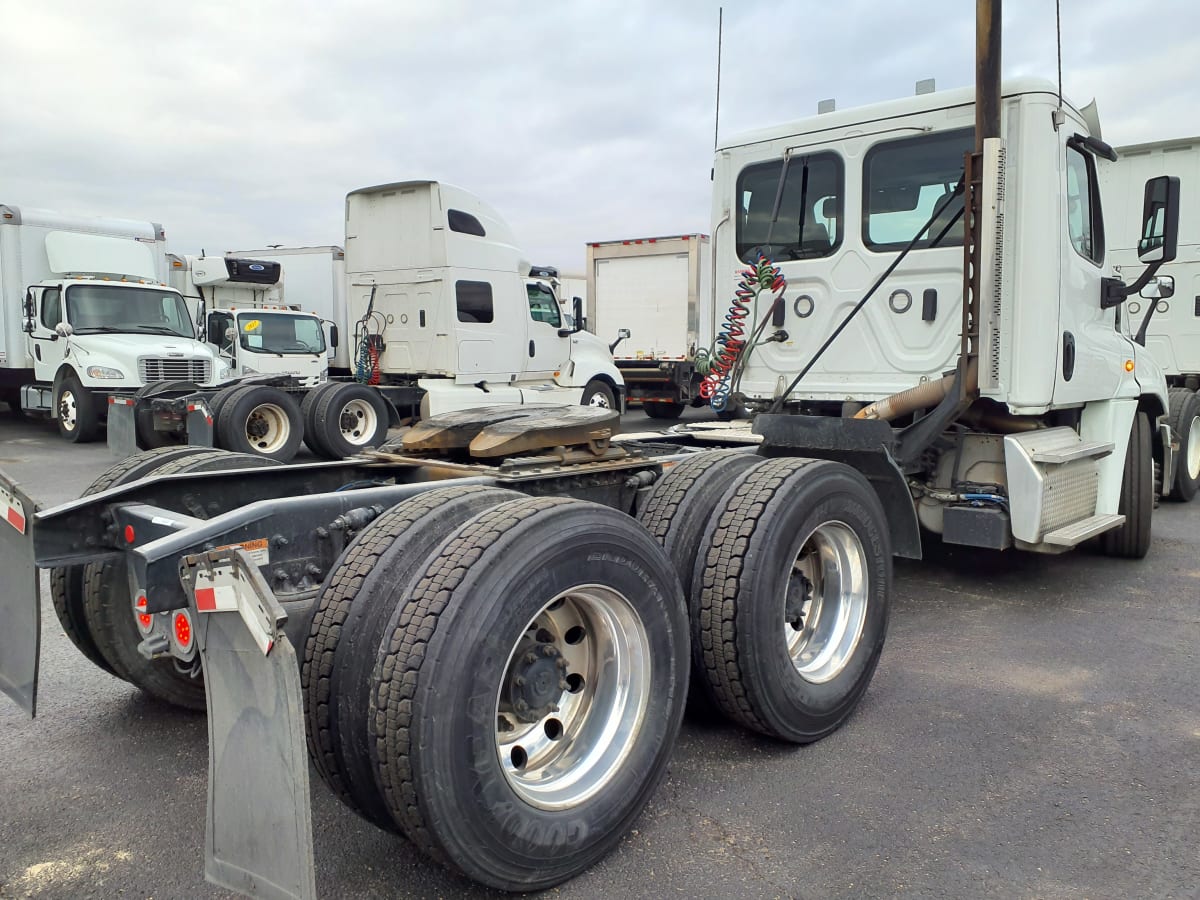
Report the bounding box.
[215,537,270,566]
[0,483,26,534]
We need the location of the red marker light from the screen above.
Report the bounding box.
[124,525,135,544]
[174,613,192,649]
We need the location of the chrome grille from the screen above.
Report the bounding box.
[138,357,212,384]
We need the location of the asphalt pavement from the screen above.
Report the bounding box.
[0,407,1197,898]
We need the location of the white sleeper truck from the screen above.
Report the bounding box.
[343,180,625,417]
[587,234,711,419]
[0,204,223,441]
[1098,136,1200,501]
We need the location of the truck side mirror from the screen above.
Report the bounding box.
[21,290,34,333]
[609,328,631,354]
[572,296,584,334]
[1138,175,1180,264]
[1140,275,1174,301]
[329,324,339,349]
[207,317,224,344]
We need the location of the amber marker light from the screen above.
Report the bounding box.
[1125,360,1135,372]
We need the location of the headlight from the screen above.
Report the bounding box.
[241,366,260,375]
[86,366,125,380]
[216,363,232,379]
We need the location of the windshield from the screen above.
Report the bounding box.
[237,312,327,355]
[65,284,194,338]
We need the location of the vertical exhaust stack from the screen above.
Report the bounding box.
[958,0,1003,399]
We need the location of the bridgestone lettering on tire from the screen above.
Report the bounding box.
[48,445,213,678]
[371,497,689,890]
[300,484,518,827]
[692,457,891,742]
[1167,388,1200,502]
[80,449,281,710]
[1099,411,1153,558]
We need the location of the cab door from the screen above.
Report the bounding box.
[523,282,570,379]
[1052,141,1132,404]
[28,287,67,382]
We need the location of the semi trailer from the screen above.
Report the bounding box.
[587,233,712,418]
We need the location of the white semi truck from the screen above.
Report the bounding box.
[0,5,1182,898]
[1098,136,1200,501]
[587,234,712,418]
[0,204,224,441]
[703,77,1178,557]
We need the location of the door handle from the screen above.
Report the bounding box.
[529,340,535,358]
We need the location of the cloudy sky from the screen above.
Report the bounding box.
[1,1,1197,275]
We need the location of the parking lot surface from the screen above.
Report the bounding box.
[0,409,1197,898]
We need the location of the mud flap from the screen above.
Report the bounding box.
[182,547,316,900]
[186,398,215,448]
[0,476,38,716]
[107,396,138,459]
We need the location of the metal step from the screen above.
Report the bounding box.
[1031,440,1114,465]
[1042,513,1125,547]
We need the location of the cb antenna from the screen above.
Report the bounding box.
[713,7,723,151]
[1053,0,1066,129]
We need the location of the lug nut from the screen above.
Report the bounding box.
[515,676,526,687]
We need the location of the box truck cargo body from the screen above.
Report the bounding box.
[586,234,710,418]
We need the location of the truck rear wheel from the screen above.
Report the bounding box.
[49,445,214,678]
[299,383,340,457]
[301,484,517,827]
[215,385,304,462]
[1099,411,1153,558]
[692,457,891,742]
[371,497,688,890]
[80,449,281,710]
[307,382,390,459]
[55,373,100,443]
[643,400,685,420]
[1167,388,1200,501]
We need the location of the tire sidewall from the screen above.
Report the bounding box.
[217,385,303,461]
[696,464,891,740]
[410,516,688,886]
[316,383,390,458]
[1174,393,1200,501]
[581,380,616,410]
[55,373,96,441]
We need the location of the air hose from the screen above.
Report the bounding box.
[354,284,386,385]
[700,253,786,411]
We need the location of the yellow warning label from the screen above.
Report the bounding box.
[215,537,270,566]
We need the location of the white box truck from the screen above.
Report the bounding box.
[0,204,224,441]
[229,245,351,372]
[586,234,711,419]
[1098,136,1200,500]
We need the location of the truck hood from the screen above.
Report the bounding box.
[71,332,215,359]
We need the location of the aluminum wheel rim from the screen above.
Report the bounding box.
[59,390,78,430]
[1188,414,1200,480]
[244,403,289,453]
[587,392,611,409]
[495,585,650,811]
[785,521,869,684]
[339,398,377,446]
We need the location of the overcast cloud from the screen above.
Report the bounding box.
[1,1,1197,274]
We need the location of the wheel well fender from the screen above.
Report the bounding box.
[585,373,625,413]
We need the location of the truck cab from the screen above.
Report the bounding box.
[3,223,223,442]
[169,254,329,388]
[344,181,624,416]
[707,78,1177,556]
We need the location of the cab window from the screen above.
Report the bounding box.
[736,152,843,263]
[863,128,973,251]
[526,283,562,327]
[1066,145,1105,264]
[40,288,62,328]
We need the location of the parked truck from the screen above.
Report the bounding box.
[0,5,1183,898]
[119,186,627,460]
[0,204,225,441]
[1097,136,1200,501]
[587,233,711,418]
[228,245,351,372]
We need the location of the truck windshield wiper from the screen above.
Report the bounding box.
[127,325,190,337]
[71,326,125,334]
